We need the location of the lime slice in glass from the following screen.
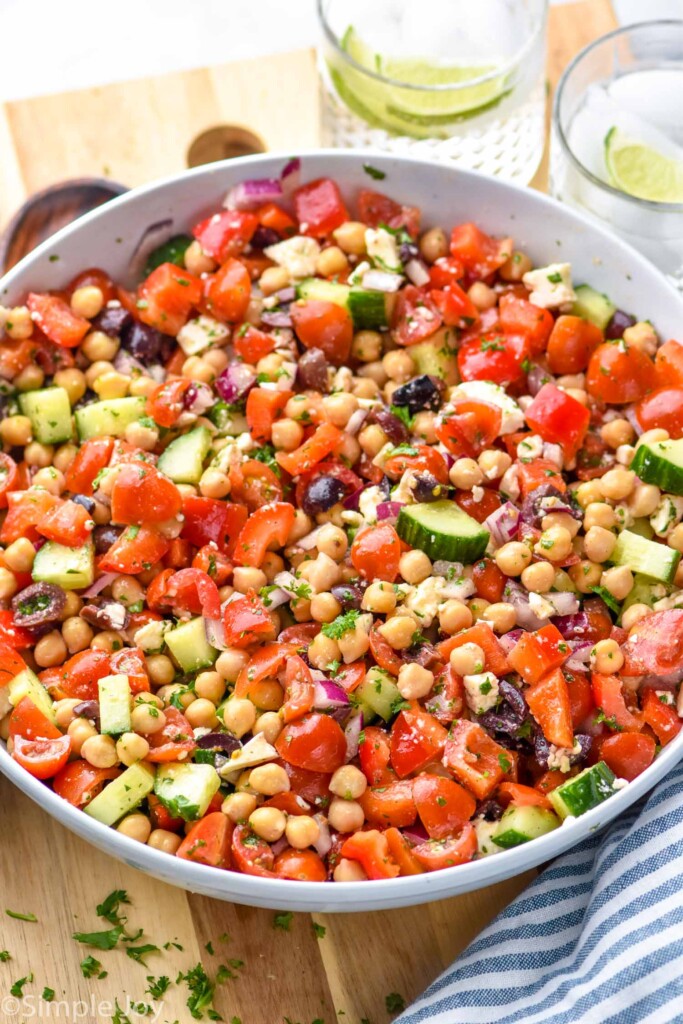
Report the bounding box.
[604,126,683,203]
[330,26,511,138]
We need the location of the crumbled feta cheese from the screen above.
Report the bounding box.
[517,434,544,460]
[404,576,446,627]
[463,672,500,714]
[655,690,676,706]
[219,734,278,782]
[359,485,386,525]
[612,777,629,791]
[650,495,683,537]
[133,619,172,654]
[449,380,525,435]
[523,263,576,309]
[392,471,418,505]
[439,577,476,602]
[332,366,353,392]
[613,503,634,530]
[264,235,320,279]
[547,740,582,773]
[471,485,485,503]
[616,444,635,466]
[528,592,555,620]
[542,442,563,468]
[365,227,401,272]
[499,464,520,503]
[177,315,229,355]
[473,816,500,857]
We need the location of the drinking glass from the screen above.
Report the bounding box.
[551,21,683,289]
[317,0,548,184]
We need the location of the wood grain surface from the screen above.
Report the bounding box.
[0,3,616,1022]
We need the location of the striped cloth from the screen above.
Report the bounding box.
[398,760,683,1024]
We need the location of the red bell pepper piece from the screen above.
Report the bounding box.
[526,667,574,748]
[340,829,400,879]
[275,423,342,476]
[443,719,512,800]
[507,624,568,685]
[641,688,682,747]
[525,382,591,459]
[27,293,90,348]
[246,387,293,443]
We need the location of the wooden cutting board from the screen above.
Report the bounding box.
[0,3,616,1021]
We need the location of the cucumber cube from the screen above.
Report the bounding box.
[7,668,56,723]
[98,674,132,736]
[165,617,217,673]
[32,541,95,591]
[84,761,155,825]
[492,805,560,849]
[75,396,147,440]
[355,667,401,722]
[154,763,221,821]
[157,426,211,485]
[549,761,617,819]
[19,387,73,444]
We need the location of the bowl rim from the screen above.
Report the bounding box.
[1,148,683,910]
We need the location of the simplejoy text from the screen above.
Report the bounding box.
[1,993,164,1021]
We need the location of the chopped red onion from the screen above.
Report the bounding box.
[484,502,520,546]
[346,408,369,436]
[261,310,293,328]
[546,592,580,617]
[274,286,297,304]
[215,363,256,403]
[504,580,549,630]
[625,406,644,437]
[224,178,283,211]
[114,349,148,378]
[280,157,301,195]
[565,640,593,670]
[401,822,430,844]
[186,381,215,415]
[312,813,332,858]
[344,710,363,762]
[313,679,350,710]
[343,485,368,511]
[270,835,289,857]
[552,611,590,640]
[205,617,227,651]
[82,572,120,598]
[497,628,525,655]
[296,526,325,551]
[273,571,303,597]
[376,501,404,521]
[362,269,404,292]
[526,362,554,396]
[405,258,431,287]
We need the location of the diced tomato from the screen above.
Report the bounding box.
[525,668,574,748]
[598,732,656,781]
[229,459,283,513]
[358,725,393,786]
[192,545,232,586]
[9,697,61,740]
[0,453,18,510]
[246,387,293,443]
[109,647,150,694]
[0,642,26,685]
[98,524,170,574]
[412,774,475,839]
[334,662,366,694]
[472,558,506,602]
[13,733,71,779]
[360,780,417,829]
[385,827,424,875]
[525,382,591,459]
[438,623,509,677]
[443,719,510,799]
[40,649,111,702]
[163,568,221,619]
[111,464,181,525]
[620,610,683,677]
[458,331,529,387]
[655,339,683,387]
[500,293,554,356]
[65,437,114,496]
[430,285,479,328]
[497,781,552,810]
[274,848,327,882]
[231,823,275,877]
[586,342,657,404]
[145,378,193,429]
[636,386,683,438]
[449,223,512,278]
[0,338,37,379]
[192,210,259,262]
[137,263,202,336]
[275,712,347,773]
[516,459,566,497]
[281,655,315,724]
[146,707,195,763]
[0,489,60,544]
[0,611,35,651]
[508,625,568,685]
[428,256,465,289]
[357,188,420,238]
[392,286,442,347]
[276,423,342,477]
[232,501,294,568]
[35,499,91,548]
[591,673,642,733]
[412,823,477,871]
[233,324,275,362]
[26,293,90,348]
[390,704,448,779]
[641,688,682,747]
[535,769,570,795]
[340,829,400,880]
[290,300,353,366]
[547,315,603,374]
[181,495,247,555]
[435,400,502,457]
[294,178,348,237]
[177,813,233,868]
[383,444,449,485]
[234,641,297,699]
[282,762,330,807]
[454,486,503,524]
[257,202,297,237]
[566,672,595,728]
[204,258,252,322]
[223,591,273,648]
[368,624,404,677]
[52,761,120,807]
[350,523,401,583]
[425,664,463,725]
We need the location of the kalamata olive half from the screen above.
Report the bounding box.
[81,601,130,632]
[373,409,408,445]
[121,320,173,364]
[73,700,100,729]
[412,472,445,502]
[72,494,96,514]
[331,583,365,610]
[302,475,347,516]
[391,374,444,414]
[91,305,133,338]
[605,309,636,340]
[297,348,329,392]
[12,583,66,627]
[93,525,123,554]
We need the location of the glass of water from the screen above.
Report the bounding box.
[551,21,683,288]
[317,0,548,185]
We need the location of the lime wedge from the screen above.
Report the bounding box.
[604,126,683,203]
[331,25,511,138]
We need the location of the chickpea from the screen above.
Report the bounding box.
[53,698,82,730]
[322,392,358,429]
[439,600,473,635]
[621,603,651,631]
[399,550,432,585]
[328,797,365,833]
[590,638,625,674]
[637,428,669,448]
[125,420,159,451]
[222,792,258,822]
[116,732,150,766]
[90,630,124,654]
[185,698,219,730]
[316,245,348,277]
[145,654,176,687]
[32,466,65,495]
[220,697,257,738]
[478,449,512,481]
[358,423,389,458]
[129,376,158,398]
[61,616,94,654]
[600,565,634,601]
[668,524,683,554]
[599,468,636,502]
[520,561,555,593]
[499,250,533,281]
[271,418,304,452]
[601,418,635,449]
[285,815,320,850]
[134,692,164,710]
[0,567,18,601]
[67,718,98,755]
[184,239,216,275]
[495,541,533,577]
[253,712,282,745]
[249,806,287,842]
[14,363,45,391]
[52,444,78,475]
[0,414,32,447]
[623,321,657,356]
[333,858,367,882]
[232,567,267,595]
[34,630,67,668]
[71,285,104,319]
[351,330,382,363]
[117,813,152,844]
[338,622,371,663]
[285,393,321,423]
[362,580,397,614]
[383,349,415,383]
[418,226,448,263]
[397,662,434,700]
[329,765,367,801]
[482,602,517,634]
[4,537,37,573]
[628,483,661,518]
[182,356,214,384]
[450,642,486,676]
[299,552,341,592]
[4,305,33,340]
[352,378,379,400]
[308,632,341,671]
[288,509,314,546]
[568,560,603,593]
[467,281,497,311]
[131,704,167,735]
[575,480,604,508]
[316,524,348,561]
[81,734,118,769]
[310,592,342,624]
[333,221,367,256]
[541,512,580,539]
[147,829,182,854]
[412,410,437,443]
[584,526,616,563]
[82,330,119,363]
[583,502,616,531]
[535,526,573,563]
[290,596,312,623]
[215,648,250,683]
[449,458,483,490]
[378,614,416,650]
[24,442,53,468]
[60,592,83,620]
[249,763,290,796]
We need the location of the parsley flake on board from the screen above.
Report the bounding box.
[5,909,37,922]
[363,162,386,180]
[273,910,294,931]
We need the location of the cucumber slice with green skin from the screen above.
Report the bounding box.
[98,674,132,736]
[32,541,95,591]
[143,234,193,277]
[19,387,73,444]
[397,500,490,563]
[75,396,147,440]
[157,426,211,485]
[409,331,459,385]
[296,278,390,330]
[355,667,402,722]
[492,805,561,849]
[610,528,680,585]
[618,573,666,624]
[165,616,217,673]
[628,516,655,540]
[154,763,221,821]
[7,668,56,723]
[548,761,617,819]
[84,761,155,824]
[571,284,616,331]
[630,438,683,496]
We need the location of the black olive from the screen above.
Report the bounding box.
[297,348,329,392]
[301,474,347,516]
[91,305,133,338]
[251,226,280,249]
[81,600,130,632]
[331,583,365,610]
[412,472,444,502]
[399,241,420,264]
[121,320,173,363]
[72,494,96,514]
[373,409,408,445]
[196,732,242,755]
[73,700,100,729]
[93,525,123,554]
[605,309,636,340]
[12,583,66,627]
[391,374,444,415]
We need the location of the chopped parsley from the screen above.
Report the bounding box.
[252,442,282,478]
[322,609,360,640]
[146,975,171,998]
[0,950,10,962]
[10,973,33,997]
[42,987,55,1002]
[390,404,413,430]
[273,910,294,931]
[547,271,563,283]
[385,992,406,1014]
[177,962,217,1020]
[312,922,326,939]
[363,163,386,180]
[80,955,106,979]
[5,909,37,922]
[126,943,160,965]
[72,926,124,950]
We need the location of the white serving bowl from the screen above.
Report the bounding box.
[1,151,682,912]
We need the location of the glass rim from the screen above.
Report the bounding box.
[316,0,548,94]
[553,18,683,214]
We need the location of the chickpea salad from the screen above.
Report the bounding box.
[0,161,682,883]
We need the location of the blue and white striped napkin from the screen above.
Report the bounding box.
[398,759,683,1024]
